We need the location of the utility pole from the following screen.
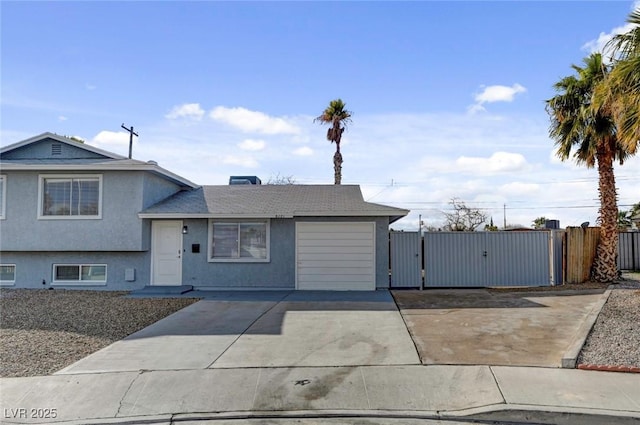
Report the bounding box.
[503,203,507,229]
[121,124,138,159]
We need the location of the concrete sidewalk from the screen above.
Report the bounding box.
[1,365,639,424]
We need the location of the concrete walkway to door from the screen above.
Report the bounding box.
[393,288,607,368]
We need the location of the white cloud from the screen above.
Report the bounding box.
[293,146,314,156]
[468,84,527,114]
[58,115,68,122]
[238,139,266,151]
[223,155,259,168]
[474,84,527,104]
[92,130,130,146]
[166,103,205,120]
[210,106,300,135]
[456,152,529,173]
[85,83,97,91]
[582,22,636,57]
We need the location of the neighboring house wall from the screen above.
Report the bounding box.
[177,216,390,289]
[0,251,149,290]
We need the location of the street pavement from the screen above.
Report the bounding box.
[1,290,639,425]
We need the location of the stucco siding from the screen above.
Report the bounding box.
[177,217,390,290]
[180,218,295,289]
[142,173,184,209]
[0,251,149,290]
[140,174,184,250]
[0,171,161,251]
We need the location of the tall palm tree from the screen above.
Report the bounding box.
[315,99,352,185]
[597,9,640,156]
[546,53,625,282]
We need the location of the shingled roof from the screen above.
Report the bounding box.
[139,184,408,223]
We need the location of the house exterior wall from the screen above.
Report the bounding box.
[0,251,149,290]
[180,218,295,289]
[140,173,187,251]
[0,170,182,251]
[178,216,390,290]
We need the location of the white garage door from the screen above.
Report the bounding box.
[296,222,376,291]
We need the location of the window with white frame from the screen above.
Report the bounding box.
[0,265,16,285]
[209,220,269,261]
[0,175,5,219]
[53,264,107,284]
[39,175,102,218]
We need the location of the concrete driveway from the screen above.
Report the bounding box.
[57,290,420,374]
[392,288,607,368]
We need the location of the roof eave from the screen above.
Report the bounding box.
[138,210,410,220]
[0,162,198,188]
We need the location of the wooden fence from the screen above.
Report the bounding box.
[566,228,640,283]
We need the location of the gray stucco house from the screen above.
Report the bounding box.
[0,133,408,291]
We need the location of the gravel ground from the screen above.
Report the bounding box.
[0,289,199,377]
[577,272,640,368]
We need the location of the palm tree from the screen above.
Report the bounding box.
[546,53,625,282]
[597,9,640,155]
[315,99,352,185]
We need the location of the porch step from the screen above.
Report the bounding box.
[130,285,194,295]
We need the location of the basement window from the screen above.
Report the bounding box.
[53,264,107,285]
[0,265,15,286]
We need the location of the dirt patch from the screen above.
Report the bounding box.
[393,289,605,367]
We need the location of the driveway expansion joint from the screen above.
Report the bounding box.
[204,293,288,369]
[488,366,507,405]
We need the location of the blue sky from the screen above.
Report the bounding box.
[2,1,639,230]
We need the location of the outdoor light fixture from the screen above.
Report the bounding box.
[182,225,189,234]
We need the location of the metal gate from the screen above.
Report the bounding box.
[423,231,554,287]
[390,231,421,288]
[619,232,640,271]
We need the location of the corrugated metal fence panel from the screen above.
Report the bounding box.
[619,232,640,271]
[566,227,600,284]
[485,231,550,286]
[390,231,421,288]
[424,232,486,287]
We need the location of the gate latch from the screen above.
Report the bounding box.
[482,250,488,257]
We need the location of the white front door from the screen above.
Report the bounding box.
[151,220,183,286]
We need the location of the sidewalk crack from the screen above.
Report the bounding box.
[115,371,144,418]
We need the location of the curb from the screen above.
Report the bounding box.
[561,288,611,369]
[577,364,640,373]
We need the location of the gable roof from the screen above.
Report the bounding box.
[0,132,127,160]
[139,185,409,223]
[1,132,198,189]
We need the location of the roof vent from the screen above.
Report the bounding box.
[229,176,262,185]
[147,160,158,165]
[51,143,62,155]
